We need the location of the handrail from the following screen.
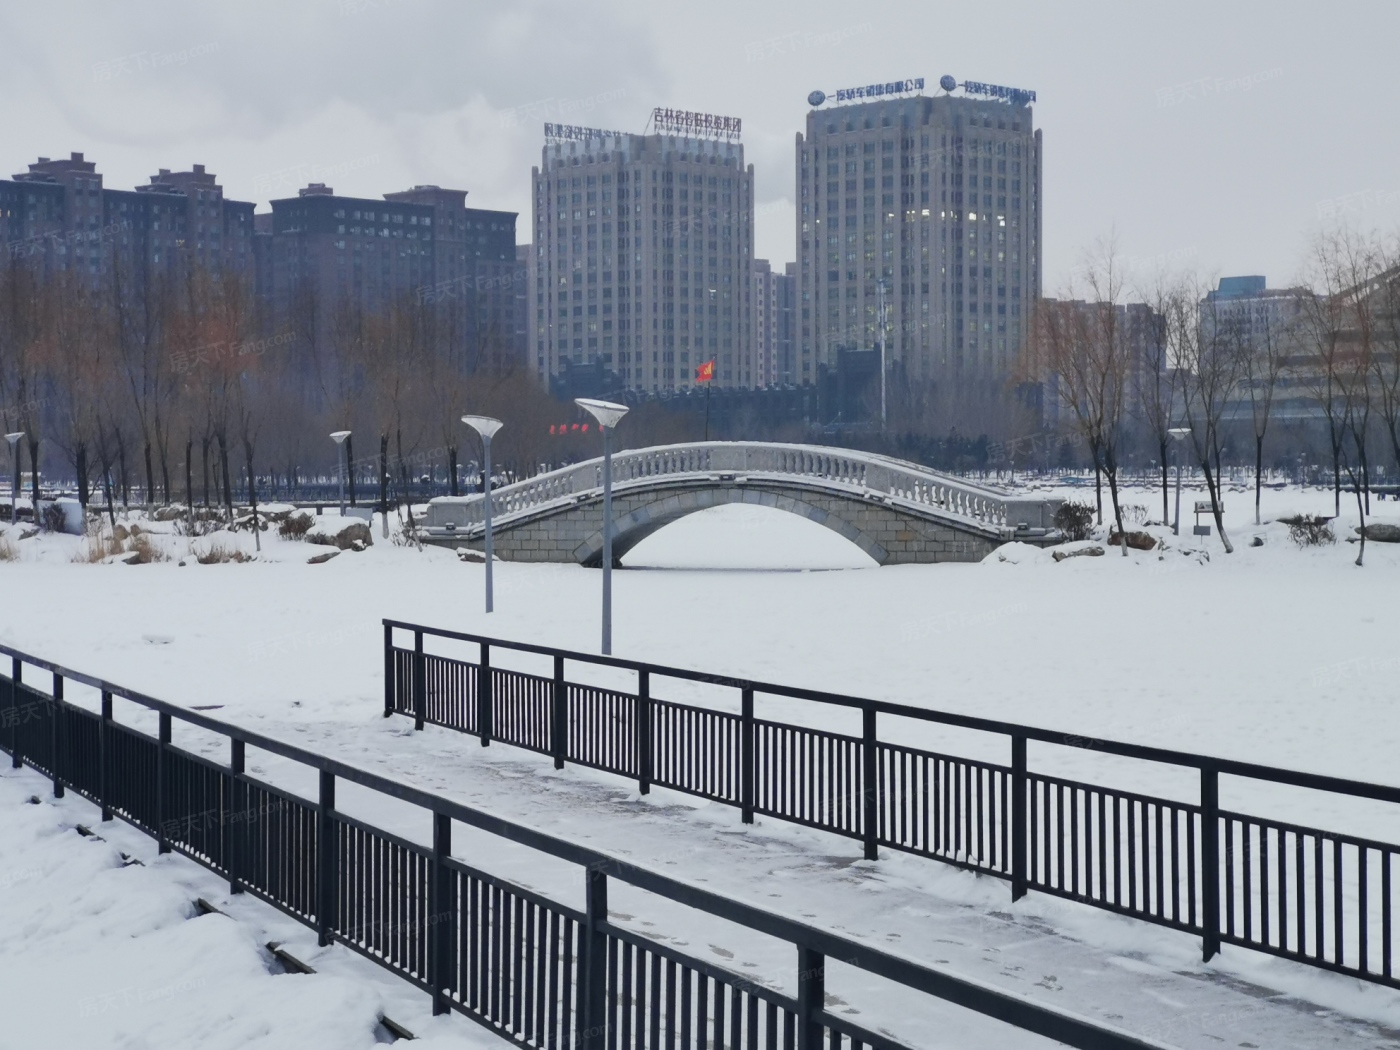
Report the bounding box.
[425,441,1055,535]
[382,621,1400,805]
[0,639,1175,1050]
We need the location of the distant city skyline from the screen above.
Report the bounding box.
[2,1,1398,294]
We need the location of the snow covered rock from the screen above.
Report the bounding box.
[1107,529,1158,551]
[1355,522,1400,543]
[1052,544,1104,562]
[306,518,372,550]
[307,550,340,564]
[984,541,1052,565]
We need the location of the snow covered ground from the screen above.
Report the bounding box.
[1,477,1399,1047]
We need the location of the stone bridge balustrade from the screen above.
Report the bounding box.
[422,441,1061,565]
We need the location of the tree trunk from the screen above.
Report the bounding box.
[1093,457,1103,524]
[1254,434,1264,526]
[379,434,389,539]
[76,443,89,512]
[201,437,211,508]
[448,444,459,497]
[245,440,261,553]
[118,437,129,508]
[28,437,40,526]
[102,465,116,530]
[217,433,233,522]
[1200,455,1234,554]
[1159,439,1169,525]
[144,440,155,515]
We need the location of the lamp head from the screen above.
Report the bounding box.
[329,430,351,444]
[574,398,629,429]
[460,415,504,440]
[4,432,23,447]
[1167,427,1191,441]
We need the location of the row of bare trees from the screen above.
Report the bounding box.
[1026,229,1400,560]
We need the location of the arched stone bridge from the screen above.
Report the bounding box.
[422,442,1061,566]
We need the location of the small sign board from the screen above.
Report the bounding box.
[1193,524,1213,536]
[1194,501,1222,514]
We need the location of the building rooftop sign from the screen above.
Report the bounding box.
[958,79,1037,105]
[544,123,624,142]
[818,78,924,106]
[651,108,741,140]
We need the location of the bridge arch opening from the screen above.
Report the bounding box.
[618,502,880,571]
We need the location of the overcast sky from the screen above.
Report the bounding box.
[2,0,1396,292]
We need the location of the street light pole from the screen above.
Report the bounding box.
[574,398,630,655]
[330,431,351,516]
[5,433,23,526]
[461,416,504,614]
[1169,427,1190,536]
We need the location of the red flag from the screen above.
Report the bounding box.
[695,359,715,382]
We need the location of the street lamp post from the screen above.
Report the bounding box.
[574,398,630,655]
[330,431,351,516]
[5,433,23,526]
[461,416,504,614]
[1169,427,1191,536]
[876,277,889,429]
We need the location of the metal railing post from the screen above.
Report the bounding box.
[861,706,878,861]
[741,687,755,824]
[430,812,454,1015]
[552,655,567,770]
[797,946,825,1050]
[478,642,492,747]
[1201,766,1221,962]
[383,623,394,718]
[636,669,651,795]
[581,866,609,1050]
[156,712,172,853]
[1011,734,1028,901]
[317,771,337,947]
[99,691,112,821]
[413,630,426,732]
[229,739,245,894]
[51,672,64,798]
[7,657,19,768]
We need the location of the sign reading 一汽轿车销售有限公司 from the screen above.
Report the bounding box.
[834,78,924,103]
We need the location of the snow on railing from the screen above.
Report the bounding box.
[425,441,1039,533]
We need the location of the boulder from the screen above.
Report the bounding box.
[307,550,340,564]
[1356,522,1400,543]
[1107,529,1158,551]
[307,520,372,550]
[1052,545,1105,562]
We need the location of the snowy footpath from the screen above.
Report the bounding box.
[1,479,1399,1047]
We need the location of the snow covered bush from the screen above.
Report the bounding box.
[1281,514,1335,547]
[278,510,315,540]
[1053,500,1095,541]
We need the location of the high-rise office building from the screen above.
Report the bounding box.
[530,112,755,393]
[795,80,1042,401]
[752,258,797,388]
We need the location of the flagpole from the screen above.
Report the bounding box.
[704,381,711,441]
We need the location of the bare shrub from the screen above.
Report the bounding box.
[196,541,254,564]
[41,503,67,532]
[1053,500,1096,541]
[128,534,168,564]
[174,517,222,538]
[0,538,17,562]
[1280,514,1335,547]
[73,532,125,563]
[278,511,314,540]
[1121,504,1150,526]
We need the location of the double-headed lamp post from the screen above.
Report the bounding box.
[1169,427,1191,536]
[461,415,504,614]
[5,433,23,526]
[330,431,351,516]
[574,398,629,655]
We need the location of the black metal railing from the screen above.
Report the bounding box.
[0,644,1172,1050]
[383,620,1400,992]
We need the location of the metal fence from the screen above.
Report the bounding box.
[384,620,1400,992]
[0,642,1173,1050]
